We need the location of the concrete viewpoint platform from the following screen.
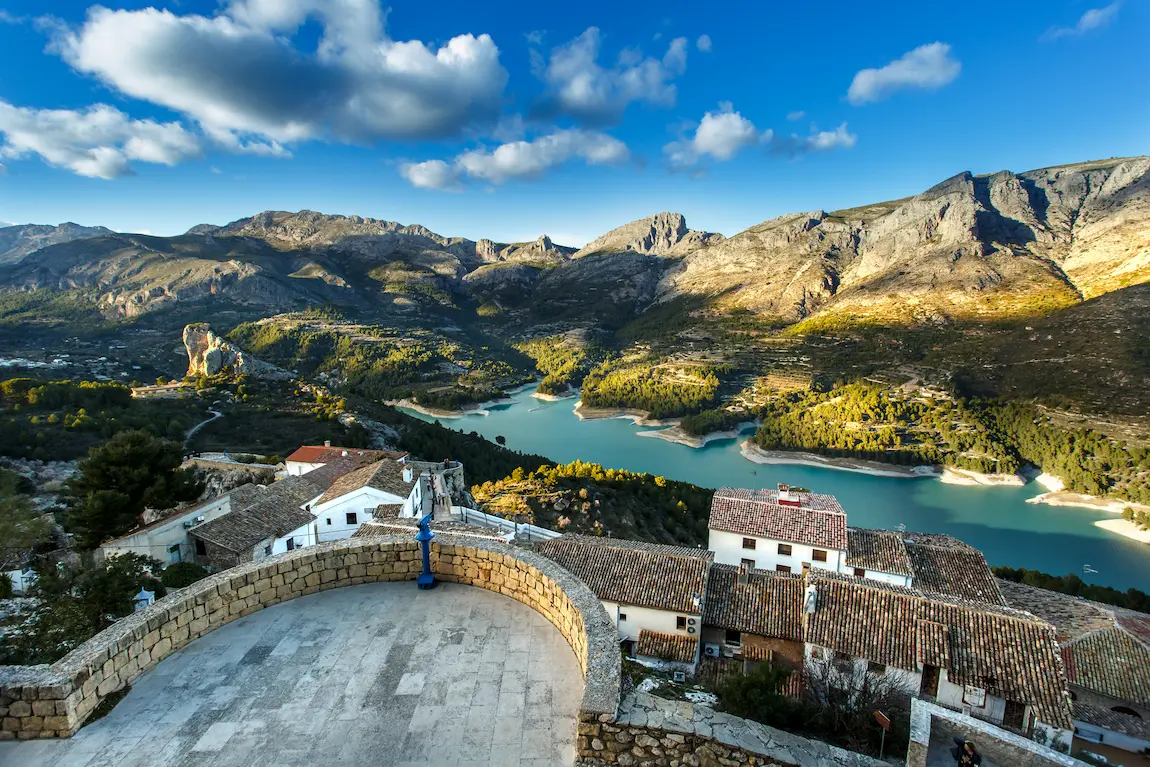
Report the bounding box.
[0,581,583,767]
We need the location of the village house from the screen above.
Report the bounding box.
[701,563,805,678]
[999,578,1150,763]
[303,458,418,543]
[534,535,712,670]
[708,485,849,575]
[284,442,407,477]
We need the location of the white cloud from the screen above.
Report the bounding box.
[525,30,544,46]
[846,42,960,105]
[664,102,769,170]
[786,110,806,121]
[1043,2,1121,41]
[210,166,223,174]
[399,159,464,192]
[696,34,712,52]
[400,129,629,190]
[52,1,509,148]
[0,101,201,178]
[804,122,857,150]
[533,27,689,124]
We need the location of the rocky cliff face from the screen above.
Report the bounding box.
[0,222,116,266]
[183,323,284,377]
[575,212,723,258]
[660,157,1150,323]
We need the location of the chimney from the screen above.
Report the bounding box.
[803,583,818,614]
[324,440,331,447]
[737,562,750,585]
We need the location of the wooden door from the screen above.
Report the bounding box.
[920,665,940,698]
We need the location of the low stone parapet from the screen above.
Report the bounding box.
[578,690,888,767]
[0,534,620,739]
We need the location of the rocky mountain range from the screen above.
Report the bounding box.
[1,156,1146,329]
[0,222,116,266]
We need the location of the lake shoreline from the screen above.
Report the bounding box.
[531,390,578,402]
[638,422,758,449]
[1094,518,1150,543]
[939,467,1027,487]
[572,400,679,427]
[739,441,937,479]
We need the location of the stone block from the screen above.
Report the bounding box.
[7,701,31,718]
[31,701,54,717]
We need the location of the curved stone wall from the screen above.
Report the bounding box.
[0,535,620,740]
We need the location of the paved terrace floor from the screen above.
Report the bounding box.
[0,582,583,767]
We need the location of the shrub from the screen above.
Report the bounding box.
[161,561,210,589]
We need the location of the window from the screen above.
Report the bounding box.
[740,558,756,569]
[264,545,272,556]
[326,518,332,525]
[777,543,792,556]
[346,512,358,525]
[195,539,206,556]
[811,646,826,661]
[812,549,828,562]
[724,630,741,646]
[834,651,851,663]
[868,661,886,675]
[286,538,295,551]
[676,616,687,631]
[619,612,627,622]
[776,564,791,574]
[741,537,756,550]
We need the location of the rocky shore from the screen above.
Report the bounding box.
[939,467,1027,486]
[739,441,936,479]
[638,422,758,449]
[572,401,677,428]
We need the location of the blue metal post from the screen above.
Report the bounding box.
[415,512,436,590]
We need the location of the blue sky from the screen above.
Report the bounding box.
[0,0,1145,245]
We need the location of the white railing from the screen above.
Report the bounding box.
[457,507,561,542]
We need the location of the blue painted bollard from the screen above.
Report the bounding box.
[415,513,437,590]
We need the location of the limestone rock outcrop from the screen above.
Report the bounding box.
[575,212,724,258]
[183,323,282,377]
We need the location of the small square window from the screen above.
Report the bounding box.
[868,661,886,675]
[326,518,332,525]
[777,543,792,556]
[853,567,866,578]
[724,630,741,646]
[741,537,756,550]
[619,612,627,622]
[286,539,295,551]
[264,545,272,556]
[740,558,756,569]
[812,549,828,562]
[676,616,687,631]
[776,564,791,573]
[346,512,358,525]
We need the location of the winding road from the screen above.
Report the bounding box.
[184,408,222,448]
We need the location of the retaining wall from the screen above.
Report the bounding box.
[0,534,620,740]
[578,691,888,767]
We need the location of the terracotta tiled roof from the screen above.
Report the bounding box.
[534,535,712,614]
[846,528,912,576]
[804,573,1072,729]
[996,579,1116,642]
[636,630,698,664]
[1064,625,1150,706]
[315,459,414,505]
[709,488,847,550]
[286,445,406,464]
[903,533,1004,605]
[704,564,803,641]
[1072,701,1150,738]
[189,474,323,554]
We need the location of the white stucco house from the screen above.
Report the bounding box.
[284,443,407,477]
[708,486,848,575]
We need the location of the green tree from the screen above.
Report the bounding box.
[0,469,53,571]
[160,561,209,589]
[67,430,203,549]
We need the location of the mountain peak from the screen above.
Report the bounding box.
[575,212,723,258]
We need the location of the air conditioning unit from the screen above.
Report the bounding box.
[687,626,697,635]
[687,617,697,626]
[704,644,721,658]
[672,671,686,683]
